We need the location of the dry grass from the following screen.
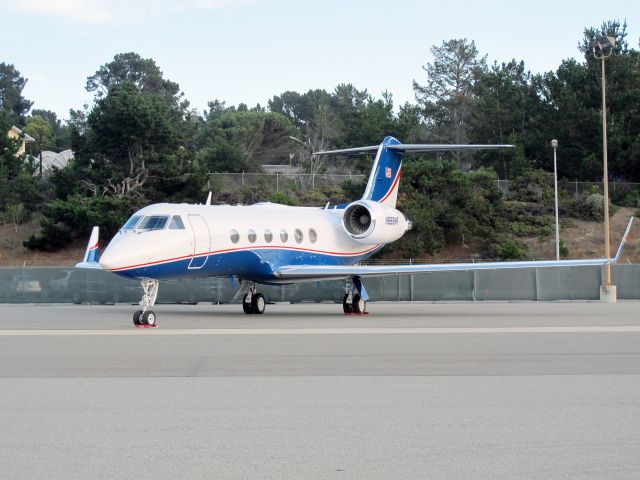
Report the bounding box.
[0,219,84,266]
[522,207,640,263]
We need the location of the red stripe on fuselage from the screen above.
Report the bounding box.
[107,244,381,272]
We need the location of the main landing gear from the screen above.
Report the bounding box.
[133,279,159,327]
[242,282,266,314]
[342,277,367,315]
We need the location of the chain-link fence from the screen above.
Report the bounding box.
[1,265,638,304]
[207,172,367,193]
[496,179,640,200]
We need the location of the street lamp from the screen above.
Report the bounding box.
[590,35,616,302]
[551,139,560,260]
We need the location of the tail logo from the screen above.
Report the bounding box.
[385,167,392,179]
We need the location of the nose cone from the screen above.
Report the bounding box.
[98,236,128,271]
[98,246,117,271]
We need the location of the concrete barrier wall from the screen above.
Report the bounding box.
[1,264,637,304]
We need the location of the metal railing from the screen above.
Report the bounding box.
[497,179,640,197]
[207,172,366,191]
[2,265,640,304]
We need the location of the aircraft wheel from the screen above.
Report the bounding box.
[342,294,352,314]
[242,294,254,314]
[133,310,143,326]
[142,311,157,327]
[252,293,266,314]
[352,294,366,314]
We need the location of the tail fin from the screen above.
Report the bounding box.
[313,137,515,209]
[362,136,403,208]
[75,226,102,269]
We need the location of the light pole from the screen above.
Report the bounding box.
[590,35,616,302]
[551,139,560,260]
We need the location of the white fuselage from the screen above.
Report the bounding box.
[99,202,390,282]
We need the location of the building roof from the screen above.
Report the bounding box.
[9,125,36,143]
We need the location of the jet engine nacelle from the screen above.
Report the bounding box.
[342,200,411,245]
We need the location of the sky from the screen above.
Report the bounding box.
[1,0,639,121]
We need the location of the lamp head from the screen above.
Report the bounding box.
[590,36,616,59]
[551,139,558,148]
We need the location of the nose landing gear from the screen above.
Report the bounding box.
[133,279,159,327]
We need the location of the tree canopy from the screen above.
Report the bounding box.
[2,19,640,259]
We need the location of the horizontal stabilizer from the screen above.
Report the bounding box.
[387,144,514,153]
[314,145,380,156]
[314,143,514,156]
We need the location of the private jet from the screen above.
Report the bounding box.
[77,136,632,325]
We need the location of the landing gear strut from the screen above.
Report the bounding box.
[241,282,266,314]
[133,279,159,326]
[343,277,367,315]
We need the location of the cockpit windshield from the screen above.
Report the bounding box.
[121,215,142,232]
[137,215,170,231]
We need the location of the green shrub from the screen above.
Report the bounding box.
[499,239,528,260]
[25,194,137,251]
[269,191,296,206]
[508,170,554,203]
[619,189,640,208]
[561,193,608,221]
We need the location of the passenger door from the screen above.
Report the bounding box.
[188,214,210,269]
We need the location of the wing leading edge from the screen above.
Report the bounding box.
[274,218,633,281]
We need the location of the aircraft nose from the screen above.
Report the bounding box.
[98,249,116,270]
[98,241,126,271]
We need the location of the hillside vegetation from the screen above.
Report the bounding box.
[1,20,640,262]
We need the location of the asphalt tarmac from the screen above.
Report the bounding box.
[1,302,639,479]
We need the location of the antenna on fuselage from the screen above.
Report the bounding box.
[205,191,212,206]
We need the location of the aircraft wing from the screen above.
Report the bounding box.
[275,218,633,281]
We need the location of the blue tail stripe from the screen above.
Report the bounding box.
[364,136,403,203]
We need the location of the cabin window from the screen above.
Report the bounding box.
[230,229,240,243]
[309,228,317,243]
[248,229,257,243]
[264,229,273,243]
[294,228,303,244]
[121,215,142,232]
[280,229,288,243]
[138,215,169,231]
[168,215,185,230]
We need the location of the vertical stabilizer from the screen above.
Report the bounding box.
[362,136,403,208]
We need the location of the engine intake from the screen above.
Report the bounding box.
[342,200,409,245]
[344,203,372,236]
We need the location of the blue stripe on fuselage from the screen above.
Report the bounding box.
[110,246,384,281]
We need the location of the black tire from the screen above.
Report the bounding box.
[143,311,157,327]
[243,293,254,314]
[352,294,366,314]
[252,293,266,314]
[342,294,352,314]
[133,310,143,326]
